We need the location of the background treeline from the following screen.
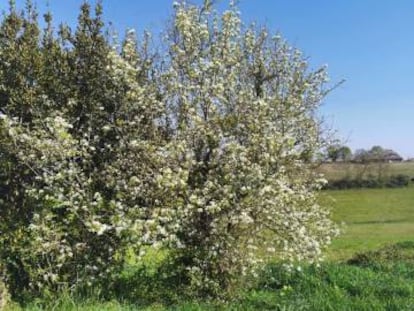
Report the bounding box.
[325,145,404,163]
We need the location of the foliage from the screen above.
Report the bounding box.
[323,174,411,189]
[326,145,352,162]
[353,146,403,163]
[0,0,338,301]
[347,241,414,268]
[151,1,339,296]
[386,174,411,187]
[0,1,153,299]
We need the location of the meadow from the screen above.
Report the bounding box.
[324,186,414,260]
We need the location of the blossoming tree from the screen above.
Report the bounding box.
[0,0,338,299]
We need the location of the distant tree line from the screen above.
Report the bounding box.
[325,145,403,163]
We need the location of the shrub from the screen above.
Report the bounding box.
[324,174,411,190]
[150,1,339,296]
[386,174,410,188]
[0,0,338,299]
[347,241,414,268]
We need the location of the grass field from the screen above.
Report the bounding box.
[323,186,414,260]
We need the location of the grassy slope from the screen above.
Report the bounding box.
[322,186,414,260]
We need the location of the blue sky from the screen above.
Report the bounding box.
[4,0,414,158]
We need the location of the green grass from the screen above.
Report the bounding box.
[322,187,414,260]
[8,242,414,310]
[6,174,414,310]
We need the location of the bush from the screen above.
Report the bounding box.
[386,174,411,188]
[0,0,338,300]
[347,241,414,268]
[324,174,411,190]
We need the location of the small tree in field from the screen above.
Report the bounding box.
[145,0,338,295]
[0,0,338,299]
